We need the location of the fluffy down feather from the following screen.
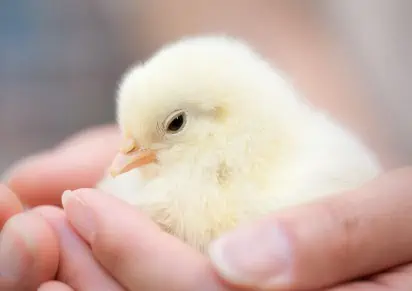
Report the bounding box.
[97,36,381,253]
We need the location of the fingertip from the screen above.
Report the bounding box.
[38,281,74,291]
[63,188,158,232]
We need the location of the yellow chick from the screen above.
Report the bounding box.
[97,36,382,253]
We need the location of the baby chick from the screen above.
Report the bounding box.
[97,36,382,253]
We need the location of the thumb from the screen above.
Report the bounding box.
[208,168,412,290]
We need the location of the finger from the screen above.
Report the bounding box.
[209,167,412,290]
[7,125,120,207]
[0,185,23,229]
[38,281,75,291]
[33,206,125,291]
[61,188,230,291]
[0,212,59,291]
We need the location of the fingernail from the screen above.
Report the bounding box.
[0,218,30,279]
[208,222,293,289]
[61,190,96,243]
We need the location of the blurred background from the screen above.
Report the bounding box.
[0,0,411,173]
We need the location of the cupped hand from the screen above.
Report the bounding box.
[55,168,412,291]
[6,125,412,290]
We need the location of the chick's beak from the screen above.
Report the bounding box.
[109,138,157,177]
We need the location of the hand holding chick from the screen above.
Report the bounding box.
[98,36,381,253]
[4,127,412,290]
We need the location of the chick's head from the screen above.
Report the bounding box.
[110,36,304,179]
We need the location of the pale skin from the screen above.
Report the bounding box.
[0,125,411,291]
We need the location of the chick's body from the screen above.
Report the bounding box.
[97,36,381,253]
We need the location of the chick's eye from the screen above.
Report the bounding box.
[165,111,187,134]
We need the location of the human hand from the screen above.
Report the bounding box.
[52,167,412,291]
[7,125,412,290]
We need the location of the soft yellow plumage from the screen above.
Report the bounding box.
[97,36,381,253]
